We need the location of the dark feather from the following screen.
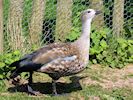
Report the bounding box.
[9,43,73,78]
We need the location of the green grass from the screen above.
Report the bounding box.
[1,84,133,100]
[0,65,133,100]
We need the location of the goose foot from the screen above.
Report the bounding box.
[52,80,58,96]
[27,85,41,96]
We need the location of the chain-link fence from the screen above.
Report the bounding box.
[1,0,132,54]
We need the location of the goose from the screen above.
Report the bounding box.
[9,9,101,95]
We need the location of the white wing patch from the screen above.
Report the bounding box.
[39,55,77,72]
[63,55,77,61]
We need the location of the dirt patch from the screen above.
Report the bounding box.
[82,64,133,89]
[88,96,100,100]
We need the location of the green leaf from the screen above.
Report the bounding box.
[5,53,12,58]
[100,40,107,48]
[0,74,4,79]
[110,61,116,68]
[106,55,113,63]
[118,64,124,68]
[13,50,21,55]
[102,51,108,56]
[96,54,103,60]
[92,59,97,64]
[0,62,5,67]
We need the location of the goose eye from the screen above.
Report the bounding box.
[88,11,91,13]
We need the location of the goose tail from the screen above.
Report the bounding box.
[9,60,21,79]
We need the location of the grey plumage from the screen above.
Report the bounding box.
[9,9,101,95]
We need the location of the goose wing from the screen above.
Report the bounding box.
[38,55,81,75]
[10,43,79,73]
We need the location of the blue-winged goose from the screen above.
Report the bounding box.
[9,9,101,95]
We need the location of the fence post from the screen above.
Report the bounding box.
[29,0,46,47]
[55,0,73,42]
[0,0,3,53]
[7,0,25,52]
[113,0,124,37]
[90,0,104,28]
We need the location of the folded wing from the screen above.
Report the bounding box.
[10,43,79,75]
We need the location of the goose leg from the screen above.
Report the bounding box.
[52,80,58,95]
[28,71,33,84]
[27,84,41,95]
[27,72,41,95]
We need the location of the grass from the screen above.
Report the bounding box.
[0,64,133,100]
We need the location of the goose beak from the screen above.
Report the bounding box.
[95,11,101,15]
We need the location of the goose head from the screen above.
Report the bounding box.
[81,9,101,22]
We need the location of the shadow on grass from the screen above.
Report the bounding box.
[8,76,86,95]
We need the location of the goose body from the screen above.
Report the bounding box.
[11,43,85,80]
[9,9,101,95]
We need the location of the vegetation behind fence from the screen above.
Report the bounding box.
[0,0,132,78]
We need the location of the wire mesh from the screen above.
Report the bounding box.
[2,0,133,54]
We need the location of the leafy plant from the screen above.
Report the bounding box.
[66,27,80,41]
[90,28,133,68]
[0,50,21,79]
[65,12,81,41]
